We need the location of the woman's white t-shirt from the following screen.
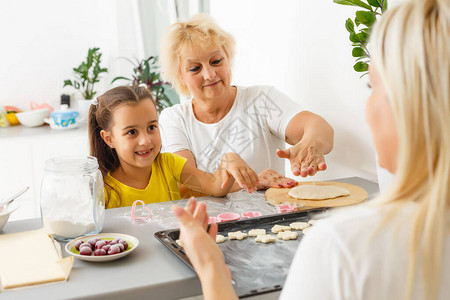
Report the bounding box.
[280,203,450,300]
[159,85,304,174]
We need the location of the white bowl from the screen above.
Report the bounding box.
[0,201,19,231]
[16,108,49,127]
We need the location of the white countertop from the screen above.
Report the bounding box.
[0,123,88,139]
[1,177,379,300]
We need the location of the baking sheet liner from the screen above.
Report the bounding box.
[155,208,329,298]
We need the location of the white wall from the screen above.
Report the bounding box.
[210,0,381,182]
[0,0,146,110]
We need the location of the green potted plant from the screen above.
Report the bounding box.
[112,56,179,113]
[63,47,108,99]
[63,47,108,122]
[333,0,388,77]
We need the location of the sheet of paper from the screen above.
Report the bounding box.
[0,228,73,290]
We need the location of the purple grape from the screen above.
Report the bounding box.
[87,238,100,247]
[74,240,84,251]
[80,247,92,256]
[119,239,129,250]
[94,249,107,256]
[95,240,106,249]
[108,244,121,255]
[116,243,124,252]
[80,242,92,250]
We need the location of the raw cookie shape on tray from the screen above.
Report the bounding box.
[289,222,310,230]
[271,224,291,233]
[255,234,276,244]
[216,234,226,243]
[277,231,298,240]
[228,231,248,240]
[248,229,266,237]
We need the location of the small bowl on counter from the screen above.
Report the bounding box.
[0,201,20,231]
[15,108,50,127]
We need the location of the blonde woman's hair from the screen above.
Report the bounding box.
[159,13,236,97]
[371,0,450,298]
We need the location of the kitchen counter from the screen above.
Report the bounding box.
[0,177,379,300]
[0,122,88,138]
[0,123,89,221]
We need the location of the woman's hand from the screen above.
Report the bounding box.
[256,169,297,189]
[219,152,258,193]
[171,198,237,300]
[282,111,333,178]
[277,138,327,178]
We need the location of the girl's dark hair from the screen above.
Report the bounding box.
[88,85,154,177]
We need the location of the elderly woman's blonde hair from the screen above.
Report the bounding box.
[370,0,449,299]
[159,14,236,97]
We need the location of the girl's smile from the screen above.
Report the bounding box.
[100,98,161,177]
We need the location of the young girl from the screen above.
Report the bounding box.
[88,85,258,208]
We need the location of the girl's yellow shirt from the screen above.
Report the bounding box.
[104,153,187,208]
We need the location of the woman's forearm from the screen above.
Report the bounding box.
[286,112,334,153]
[199,264,238,300]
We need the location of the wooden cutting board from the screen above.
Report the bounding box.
[265,181,368,210]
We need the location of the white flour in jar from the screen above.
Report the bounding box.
[43,219,95,238]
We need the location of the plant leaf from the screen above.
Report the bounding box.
[367,0,381,7]
[63,80,73,87]
[356,11,376,26]
[381,0,388,12]
[349,32,360,43]
[352,47,366,57]
[357,31,369,43]
[345,18,355,33]
[354,61,369,72]
[333,0,372,11]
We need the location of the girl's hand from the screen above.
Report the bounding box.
[219,153,258,193]
[256,169,297,190]
[276,138,327,178]
[171,198,237,299]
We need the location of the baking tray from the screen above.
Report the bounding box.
[154,208,329,298]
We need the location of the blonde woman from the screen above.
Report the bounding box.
[159,14,334,195]
[171,0,450,299]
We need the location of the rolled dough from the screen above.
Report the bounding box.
[288,184,350,200]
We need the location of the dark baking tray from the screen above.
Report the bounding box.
[154,208,329,298]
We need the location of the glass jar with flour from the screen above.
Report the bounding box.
[40,156,105,242]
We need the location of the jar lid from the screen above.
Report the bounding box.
[50,104,79,119]
[45,156,99,173]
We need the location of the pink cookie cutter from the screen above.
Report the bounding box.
[276,204,298,213]
[131,200,151,220]
[241,211,262,219]
[217,212,240,222]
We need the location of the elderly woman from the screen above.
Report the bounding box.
[159,14,334,193]
[172,0,450,299]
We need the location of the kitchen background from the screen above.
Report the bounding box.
[0,0,400,221]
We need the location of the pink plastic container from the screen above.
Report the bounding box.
[217,212,241,222]
[241,211,262,219]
